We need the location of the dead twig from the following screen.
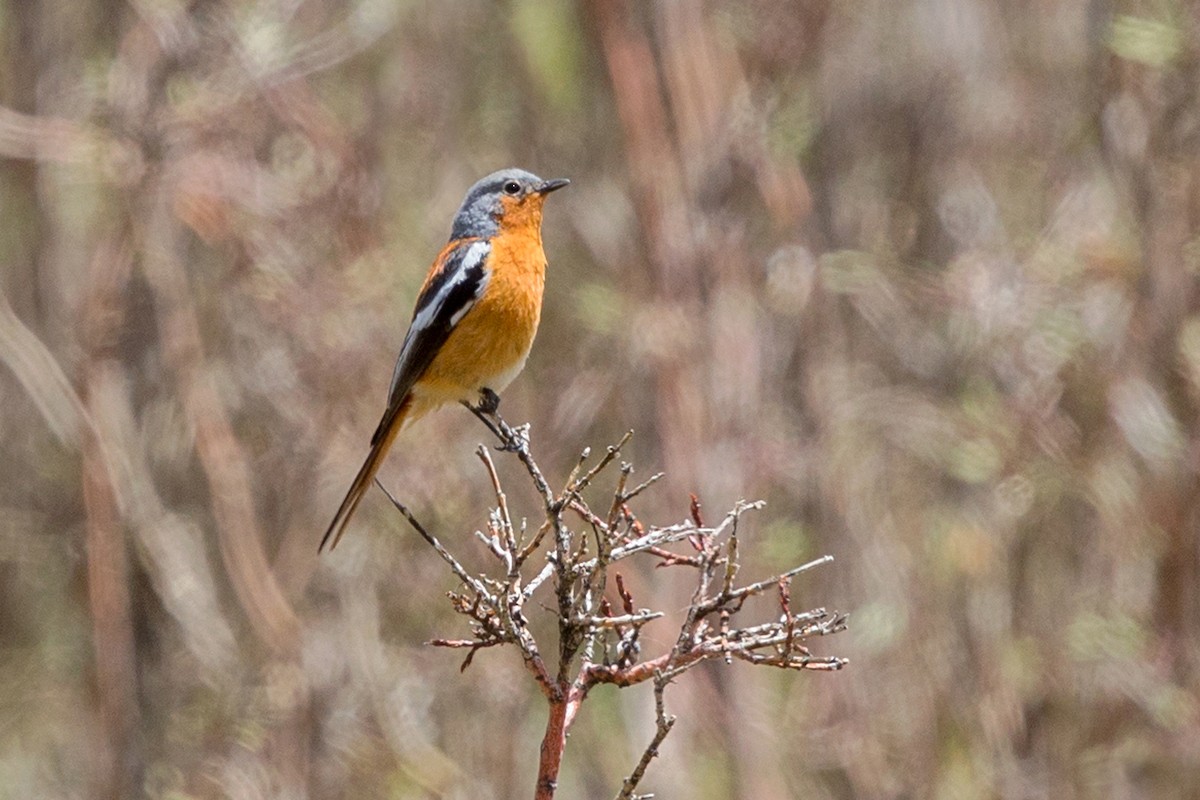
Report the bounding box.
[387,412,846,799]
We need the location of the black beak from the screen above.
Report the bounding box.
[535,178,570,195]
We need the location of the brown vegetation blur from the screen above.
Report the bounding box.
[1,1,1198,798]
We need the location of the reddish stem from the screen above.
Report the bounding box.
[535,695,567,800]
[534,684,587,800]
[533,647,715,798]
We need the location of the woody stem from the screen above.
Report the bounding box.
[534,682,586,800]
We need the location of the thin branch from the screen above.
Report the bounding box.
[375,479,491,600]
[568,499,608,537]
[523,562,555,599]
[644,545,703,568]
[615,676,676,800]
[619,471,665,505]
[722,508,741,595]
[516,519,554,567]
[569,430,633,499]
[605,462,633,532]
[476,445,517,557]
[581,610,664,629]
[694,554,834,615]
[466,404,555,509]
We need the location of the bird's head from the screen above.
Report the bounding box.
[449,168,569,240]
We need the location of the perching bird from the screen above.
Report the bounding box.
[320,168,569,552]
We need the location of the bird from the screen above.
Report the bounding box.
[320,168,569,552]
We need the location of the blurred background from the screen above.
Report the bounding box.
[2,0,1199,798]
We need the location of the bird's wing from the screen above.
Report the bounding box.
[370,237,492,446]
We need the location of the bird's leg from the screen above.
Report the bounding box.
[464,388,505,443]
[463,399,504,440]
[463,388,522,452]
[476,387,501,415]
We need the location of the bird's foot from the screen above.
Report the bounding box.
[502,423,531,453]
[475,387,501,415]
[463,389,527,452]
[463,389,509,445]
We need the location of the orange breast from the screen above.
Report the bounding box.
[415,227,547,402]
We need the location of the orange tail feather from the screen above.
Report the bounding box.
[320,397,412,552]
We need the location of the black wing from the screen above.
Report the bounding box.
[370,237,491,446]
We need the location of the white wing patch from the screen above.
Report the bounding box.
[411,240,491,333]
[384,239,492,404]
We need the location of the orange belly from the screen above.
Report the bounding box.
[414,228,546,403]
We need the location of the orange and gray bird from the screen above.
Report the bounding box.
[320,168,569,552]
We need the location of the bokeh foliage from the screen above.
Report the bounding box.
[1,1,1199,798]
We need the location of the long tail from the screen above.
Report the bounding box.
[320,396,413,552]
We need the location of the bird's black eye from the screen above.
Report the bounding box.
[503,180,521,196]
